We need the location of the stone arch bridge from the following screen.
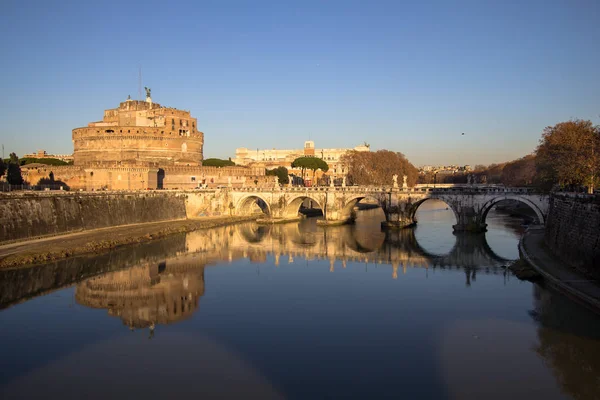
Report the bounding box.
[194,185,549,232]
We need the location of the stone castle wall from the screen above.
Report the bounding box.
[161,166,269,189]
[72,127,203,166]
[22,166,87,190]
[22,164,268,191]
[544,193,600,279]
[0,192,188,242]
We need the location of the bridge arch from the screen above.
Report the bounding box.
[480,195,545,225]
[408,197,459,225]
[340,194,384,221]
[283,195,324,219]
[236,195,271,216]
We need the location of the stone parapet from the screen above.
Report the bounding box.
[544,193,600,279]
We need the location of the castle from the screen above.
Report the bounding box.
[22,91,267,190]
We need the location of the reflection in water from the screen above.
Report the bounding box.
[52,215,515,331]
[76,261,205,330]
[1,207,600,400]
[531,284,600,399]
[0,210,514,318]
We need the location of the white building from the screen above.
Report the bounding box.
[233,141,370,182]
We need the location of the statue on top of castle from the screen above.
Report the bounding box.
[145,87,151,99]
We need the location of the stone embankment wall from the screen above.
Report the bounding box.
[544,193,600,279]
[0,192,191,243]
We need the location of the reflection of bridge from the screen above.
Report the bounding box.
[70,220,515,329]
[204,185,549,232]
[227,221,512,272]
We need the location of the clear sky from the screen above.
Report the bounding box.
[1,0,599,166]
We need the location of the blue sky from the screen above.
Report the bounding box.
[1,0,599,166]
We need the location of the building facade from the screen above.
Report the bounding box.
[233,141,370,182]
[22,150,74,163]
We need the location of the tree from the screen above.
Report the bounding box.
[536,120,600,193]
[341,150,419,186]
[202,158,236,167]
[501,154,537,187]
[266,166,289,184]
[0,158,5,179]
[7,153,24,185]
[19,157,69,166]
[291,157,329,183]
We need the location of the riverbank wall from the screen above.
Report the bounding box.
[0,190,229,243]
[544,193,600,279]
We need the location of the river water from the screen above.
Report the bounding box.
[1,200,599,399]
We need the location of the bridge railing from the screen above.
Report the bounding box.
[228,185,540,194]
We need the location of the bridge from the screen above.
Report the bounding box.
[203,184,549,232]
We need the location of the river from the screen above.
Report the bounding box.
[0,199,599,399]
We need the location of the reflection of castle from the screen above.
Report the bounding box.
[75,258,205,330]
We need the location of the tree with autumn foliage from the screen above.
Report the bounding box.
[536,120,600,193]
[502,154,537,187]
[341,150,419,186]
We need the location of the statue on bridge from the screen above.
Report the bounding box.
[393,174,399,189]
[402,175,407,189]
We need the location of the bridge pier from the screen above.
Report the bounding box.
[381,191,416,230]
[452,206,487,233]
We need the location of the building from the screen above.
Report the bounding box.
[22,150,74,163]
[73,94,203,167]
[233,141,370,183]
[22,91,267,191]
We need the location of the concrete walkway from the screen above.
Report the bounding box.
[519,226,600,312]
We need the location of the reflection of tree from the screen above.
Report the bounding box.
[531,284,600,399]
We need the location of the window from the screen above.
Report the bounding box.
[191,176,196,182]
